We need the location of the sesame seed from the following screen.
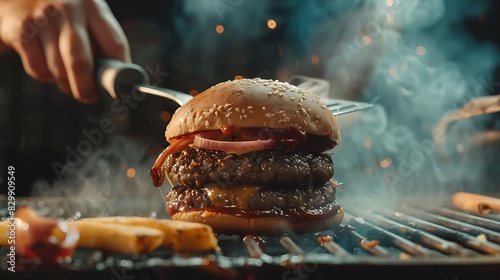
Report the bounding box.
[247,106,253,110]
[262,106,267,110]
[249,110,255,114]
[321,105,326,109]
[265,113,275,118]
[224,104,231,109]
[235,108,240,112]
[243,115,248,118]
[205,120,209,127]
[278,120,284,124]
[242,109,245,114]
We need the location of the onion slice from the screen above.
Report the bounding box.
[193,133,277,153]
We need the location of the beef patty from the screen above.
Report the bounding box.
[163,147,334,187]
[165,183,340,220]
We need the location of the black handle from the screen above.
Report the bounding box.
[95,59,149,99]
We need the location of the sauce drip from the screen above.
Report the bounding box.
[150,135,194,187]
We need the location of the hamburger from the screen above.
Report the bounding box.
[150,78,344,235]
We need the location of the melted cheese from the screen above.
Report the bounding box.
[204,184,261,210]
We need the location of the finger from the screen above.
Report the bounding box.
[37,8,71,93]
[86,0,131,62]
[11,18,53,82]
[57,1,97,103]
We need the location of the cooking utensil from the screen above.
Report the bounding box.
[95,59,373,115]
[434,95,500,135]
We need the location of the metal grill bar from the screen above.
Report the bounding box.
[419,205,500,232]
[337,224,392,257]
[344,212,436,257]
[375,207,500,255]
[279,237,304,256]
[3,197,500,280]
[317,235,352,257]
[402,206,500,244]
[344,203,474,256]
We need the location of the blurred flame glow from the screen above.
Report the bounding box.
[416,46,427,55]
[389,65,397,77]
[160,111,171,122]
[215,24,224,34]
[311,54,320,65]
[362,35,372,46]
[126,168,136,178]
[364,139,372,148]
[267,19,277,29]
[380,159,393,168]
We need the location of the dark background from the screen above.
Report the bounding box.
[1,0,499,197]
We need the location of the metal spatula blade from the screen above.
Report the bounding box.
[323,98,374,116]
[287,75,373,116]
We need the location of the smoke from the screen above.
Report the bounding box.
[173,0,500,202]
[296,0,500,201]
[30,135,166,218]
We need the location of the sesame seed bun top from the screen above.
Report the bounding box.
[165,78,341,145]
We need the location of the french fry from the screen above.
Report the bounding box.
[170,220,220,253]
[52,221,164,254]
[80,216,219,253]
[0,220,10,246]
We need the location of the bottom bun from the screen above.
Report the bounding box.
[171,208,344,235]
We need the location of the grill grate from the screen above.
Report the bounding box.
[1,199,500,280]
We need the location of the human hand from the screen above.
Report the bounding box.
[0,0,131,103]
